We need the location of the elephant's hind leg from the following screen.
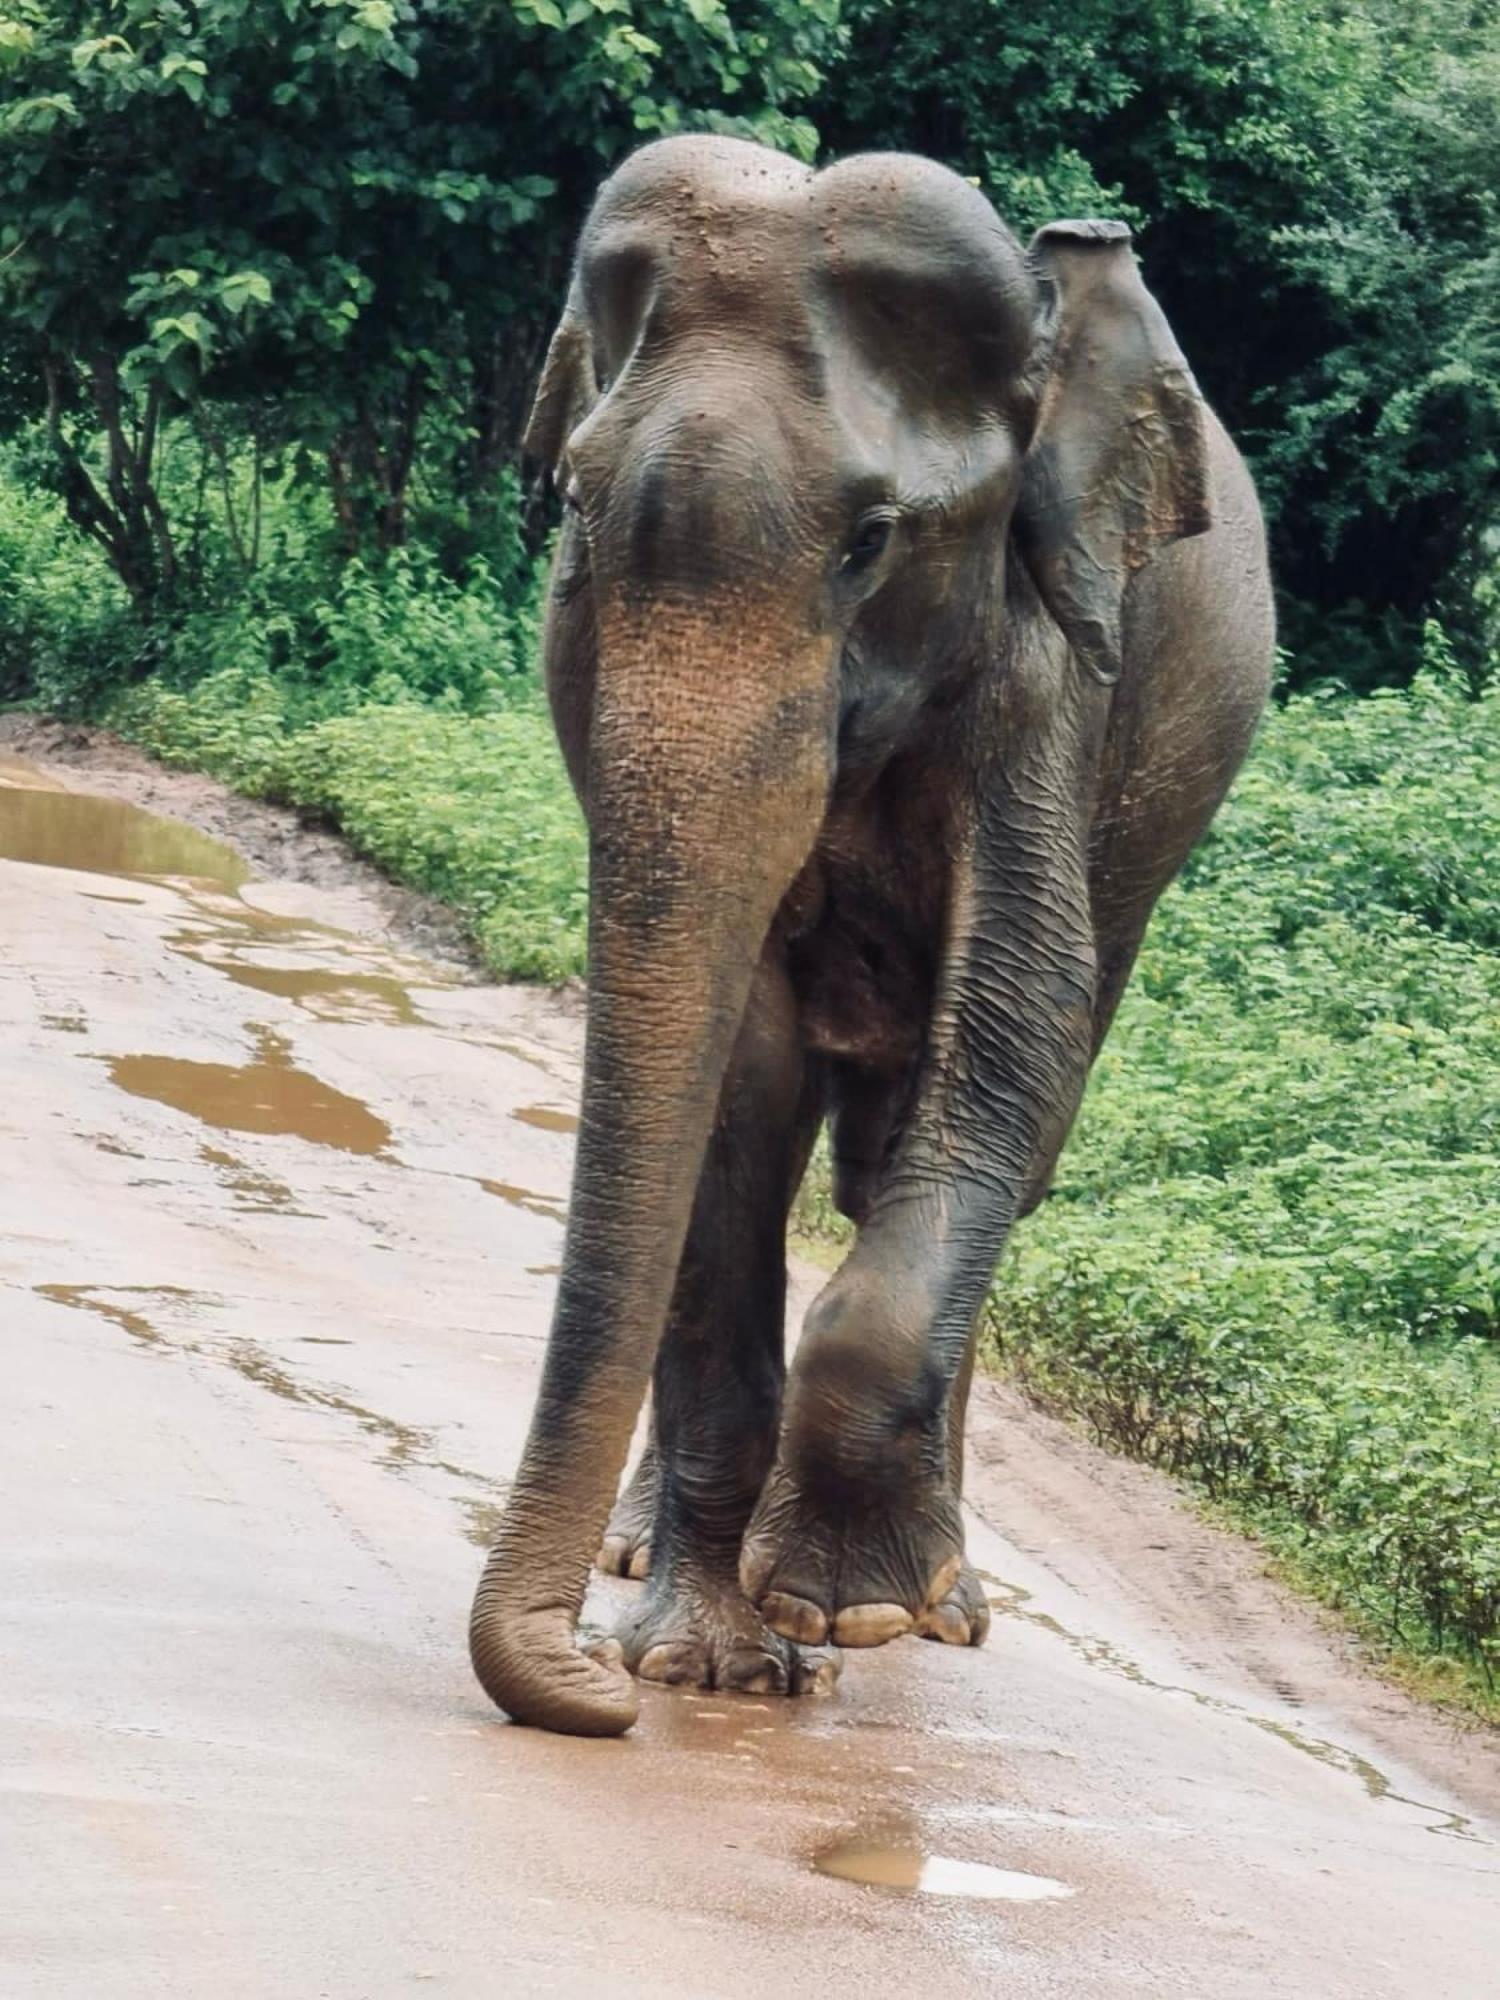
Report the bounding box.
[613,958,839,1698]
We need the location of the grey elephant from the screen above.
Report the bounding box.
[469,136,1274,1735]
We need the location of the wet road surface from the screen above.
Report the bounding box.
[3,753,1498,1998]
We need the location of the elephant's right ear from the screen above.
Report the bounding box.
[1015,220,1212,688]
[522,289,598,486]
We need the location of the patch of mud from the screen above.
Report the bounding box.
[479,1177,567,1225]
[199,1143,320,1217]
[163,888,449,1027]
[105,1024,391,1156]
[35,1281,201,1350]
[0,714,486,975]
[513,1103,579,1135]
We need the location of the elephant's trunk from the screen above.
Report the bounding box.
[470,594,834,1734]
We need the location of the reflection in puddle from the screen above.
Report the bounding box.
[815,1838,1072,1902]
[513,1103,579,1135]
[480,1177,567,1225]
[459,1497,507,1549]
[107,1025,391,1155]
[163,891,448,1028]
[196,959,421,1026]
[979,1572,1482,1843]
[0,779,248,885]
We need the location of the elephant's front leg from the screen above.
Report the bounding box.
[742,783,1096,1651]
[611,958,838,1698]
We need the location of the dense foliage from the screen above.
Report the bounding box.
[2,0,1497,668]
[0,0,838,600]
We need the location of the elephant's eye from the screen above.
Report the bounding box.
[840,512,895,577]
[562,479,584,517]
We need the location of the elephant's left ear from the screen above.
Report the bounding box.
[522,287,598,487]
[1015,220,1212,687]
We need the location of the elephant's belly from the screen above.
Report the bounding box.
[787,889,935,1072]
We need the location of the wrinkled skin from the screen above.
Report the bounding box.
[470,138,1274,1735]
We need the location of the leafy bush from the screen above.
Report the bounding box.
[0,458,141,707]
[980,661,1500,1691]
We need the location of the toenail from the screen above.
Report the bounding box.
[926,1554,963,1605]
[760,1591,830,1645]
[832,1601,914,1647]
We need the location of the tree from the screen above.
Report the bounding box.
[0,0,842,599]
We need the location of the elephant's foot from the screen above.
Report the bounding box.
[615,1559,841,1697]
[915,1558,991,1647]
[596,1448,655,1578]
[739,1460,965,1649]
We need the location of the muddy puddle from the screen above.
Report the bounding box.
[480,1177,567,1225]
[198,960,422,1026]
[513,1103,579,1135]
[0,769,249,885]
[107,1025,391,1155]
[814,1837,1072,1902]
[162,890,445,1028]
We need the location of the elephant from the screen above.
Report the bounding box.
[469,135,1274,1735]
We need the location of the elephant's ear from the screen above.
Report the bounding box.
[522,288,598,486]
[1015,219,1212,687]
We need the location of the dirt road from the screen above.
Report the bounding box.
[3,742,1498,1999]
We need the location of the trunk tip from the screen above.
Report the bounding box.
[469,1584,639,1738]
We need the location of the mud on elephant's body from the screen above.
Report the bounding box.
[470,138,1274,1735]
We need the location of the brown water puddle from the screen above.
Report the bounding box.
[979,1571,1483,1843]
[814,1837,1072,1902]
[160,891,439,1027]
[0,775,248,885]
[106,1025,391,1155]
[513,1103,579,1136]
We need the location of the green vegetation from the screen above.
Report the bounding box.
[3,1,1498,1708]
[987,656,1500,1710]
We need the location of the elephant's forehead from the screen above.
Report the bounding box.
[585,140,1023,299]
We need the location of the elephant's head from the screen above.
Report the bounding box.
[470,137,1211,1734]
